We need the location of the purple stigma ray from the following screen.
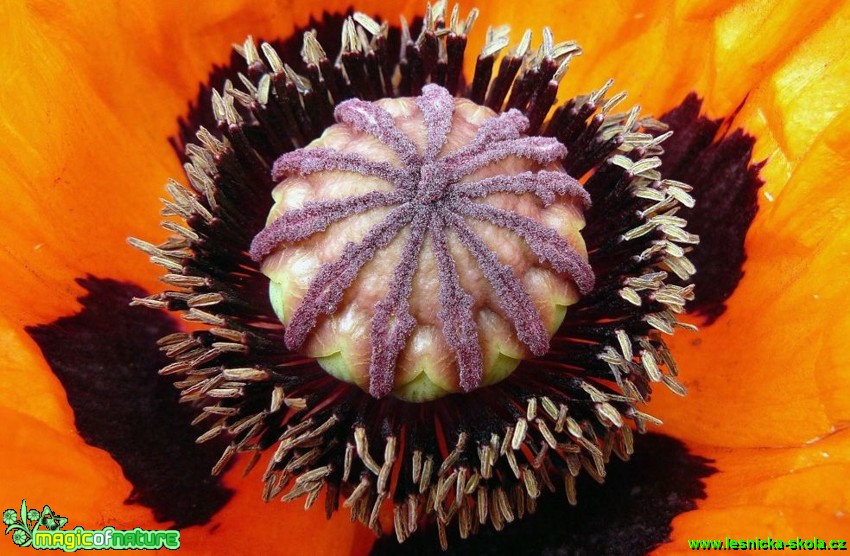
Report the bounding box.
[451,170,591,208]
[461,109,528,151]
[253,85,595,397]
[335,99,420,164]
[368,213,430,398]
[453,199,596,295]
[284,204,415,350]
[416,84,455,161]
[431,216,484,392]
[249,191,403,261]
[443,137,568,182]
[443,211,551,356]
[272,148,407,184]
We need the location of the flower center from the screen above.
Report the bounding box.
[250,84,594,401]
[132,4,701,546]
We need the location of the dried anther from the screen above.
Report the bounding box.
[132,0,697,548]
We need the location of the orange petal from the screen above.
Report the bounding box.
[0,405,162,531]
[651,0,850,448]
[655,428,850,553]
[0,322,161,530]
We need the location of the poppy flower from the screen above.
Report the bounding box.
[1,0,849,554]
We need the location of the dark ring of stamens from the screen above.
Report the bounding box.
[131,1,697,548]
